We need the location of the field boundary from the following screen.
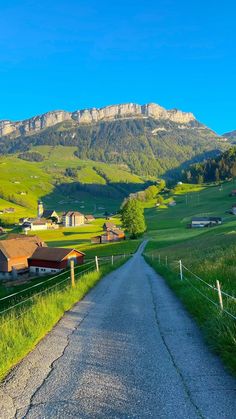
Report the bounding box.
[150,253,236,322]
[0,254,131,322]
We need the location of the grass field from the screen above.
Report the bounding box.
[144,181,236,374]
[0,145,147,224]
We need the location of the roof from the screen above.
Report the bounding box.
[0,236,45,259]
[192,217,222,222]
[6,234,44,242]
[110,229,125,236]
[63,211,84,217]
[42,209,57,218]
[31,219,49,225]
[85,214,95,219]
[103,222,116,228]
[29,247,85,262]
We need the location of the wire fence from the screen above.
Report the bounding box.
[151,253,236,321]
[0,253,131,324]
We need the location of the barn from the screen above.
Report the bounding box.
[28,247,85,275]
[0,236,46,279]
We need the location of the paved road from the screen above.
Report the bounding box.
[1,242,236,418]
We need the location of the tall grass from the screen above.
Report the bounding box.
[0,259,128,381]
[145,241,236,374]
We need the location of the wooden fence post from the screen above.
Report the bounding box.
[158,254,161,264]
[95,256,99,272]
[216,280,223,310]
[70,259,75,288]
[111,255,114,266]
[165,256,168,267]
[179,260,183,280]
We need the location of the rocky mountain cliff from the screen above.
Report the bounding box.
[0,103,196,137]
[0,102,229,178]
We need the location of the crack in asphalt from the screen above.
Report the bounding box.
[146,271,204,419]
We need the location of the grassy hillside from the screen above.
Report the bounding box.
[144,181,236,374]
[0,117,227,177]
[0,146,147,224]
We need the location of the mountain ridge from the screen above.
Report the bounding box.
[0,102,197,137]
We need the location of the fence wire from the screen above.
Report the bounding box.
[154,254,236,321]
[0,253,130,324]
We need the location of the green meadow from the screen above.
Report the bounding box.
[0,145,146,224]
[144,181,236,374]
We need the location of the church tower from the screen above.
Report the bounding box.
[37,200,44,218]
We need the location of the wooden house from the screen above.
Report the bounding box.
[28,247,85,275]
[103,222,117,231]
[91,229,125,244]
[85,215,95,223]
[0,236,46,279]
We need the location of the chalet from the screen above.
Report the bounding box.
[91,229,125,244]
[62,211,85,227]
[85,215,95,223]
[103,222,117,231]
[28,247,85,275]
[0,236,46,279]
[191,217,222,228]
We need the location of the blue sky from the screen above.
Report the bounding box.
[0,0,235,134]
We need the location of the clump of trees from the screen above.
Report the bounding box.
[183,147,236,184]
[130,180,166,202]
[18,152,44,162]
[121,198,146,238]
[65,167,78,178]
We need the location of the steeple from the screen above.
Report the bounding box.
[37,200,44,218]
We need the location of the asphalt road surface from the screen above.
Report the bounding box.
[1,242,236,418]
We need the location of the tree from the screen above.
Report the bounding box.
[121,198,146,238]
[145,185,159,201]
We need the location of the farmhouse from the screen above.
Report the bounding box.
[28,247,85,275]
[91,229,125,244]
[103,222,117,231]
[0,236,46,279]
[85,215,95,223]
[63,211,85,227]
[191,217,222,228]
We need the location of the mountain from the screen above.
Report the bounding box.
[0,103,196,137]
[182,146,236,183]
[0,103,228,177]
[223,130,236,143]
